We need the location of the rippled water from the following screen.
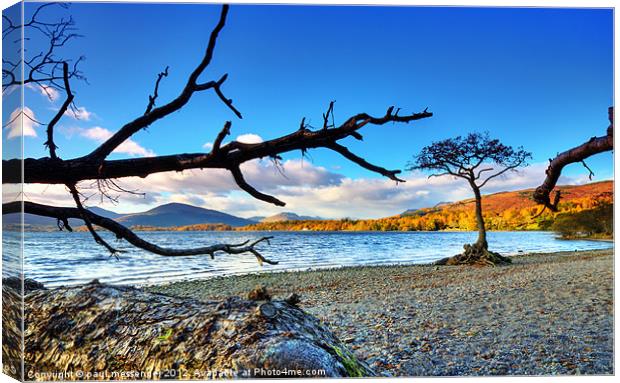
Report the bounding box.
[2,230,613,287]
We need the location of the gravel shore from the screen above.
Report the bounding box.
[146,249,614,376]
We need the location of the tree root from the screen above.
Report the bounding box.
[434,243,512,266]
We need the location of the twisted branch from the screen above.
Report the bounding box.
[533,107,613,211]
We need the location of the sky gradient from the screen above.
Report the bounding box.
[5,2,614,218]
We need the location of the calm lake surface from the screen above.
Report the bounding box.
[3,231,613,288]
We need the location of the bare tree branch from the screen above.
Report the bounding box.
[3,3,85,93]
[323,100,335,129]
[84,5,239,161]
[144,66,169,115]
[326,142,405,182]
[229,166,286,206]
[44,62,74,159]
[66,183,122,257]
[478,161,523,188]
[532,107,613,211]
[5,108,432,185]
[212,121,232,154]
[3,4,433,262]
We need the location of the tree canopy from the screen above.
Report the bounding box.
[409,132,531,188]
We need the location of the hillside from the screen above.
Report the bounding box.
[3,206,121,231]
[115,203,253,227]
[260,212,322,223]
[239,181,613,232]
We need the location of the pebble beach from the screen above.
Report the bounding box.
[146,249,614,376]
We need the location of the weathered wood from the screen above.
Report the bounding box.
[8,281,374,380]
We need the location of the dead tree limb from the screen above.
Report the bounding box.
[533,107,613,211]
[44,62,73,159]
[4,107,432,185]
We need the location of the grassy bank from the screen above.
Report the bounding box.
[147,249,613,376]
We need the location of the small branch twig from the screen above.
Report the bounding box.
[229,166,286,206]
[581,160,594,180]
[66,183,122,258]
[144,66,169,115]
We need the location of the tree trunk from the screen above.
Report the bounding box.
[433,181,511,266]
[472,185,488,249]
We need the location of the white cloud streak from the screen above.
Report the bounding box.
[26,83,60,102]
[65,106,92,121]
[21,161,594,219]
[63,126,156,157]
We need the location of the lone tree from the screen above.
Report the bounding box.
[2,4,432,263]
[408,132,531,266]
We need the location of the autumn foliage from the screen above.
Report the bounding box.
[240,181,612,234]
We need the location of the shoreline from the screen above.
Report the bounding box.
[139,246,613,289]
[147,249,614,376]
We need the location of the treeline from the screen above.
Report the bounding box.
[75,223,234,232]
[239,188,613,237]
[552,202,613,239]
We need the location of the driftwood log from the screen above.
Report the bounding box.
[2,280,373,380]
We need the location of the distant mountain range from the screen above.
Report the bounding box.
[6,203,253,229]
[8,203,323,230]
[259,212,323,223]
[115,203,252,227]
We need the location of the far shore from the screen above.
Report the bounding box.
[8,223,615,241]
[147,249,614,376]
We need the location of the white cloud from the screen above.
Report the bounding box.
[202,133,262,152]
[236,133,263,144]
[140,161,586,220]
[4,107,39,139]
[65,106,92,121]
[26,83,60,102]
[117,158,343,196]
[65,126,156,157]
[19,161,598,220]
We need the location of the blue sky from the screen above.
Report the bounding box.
[6,2,614,218]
